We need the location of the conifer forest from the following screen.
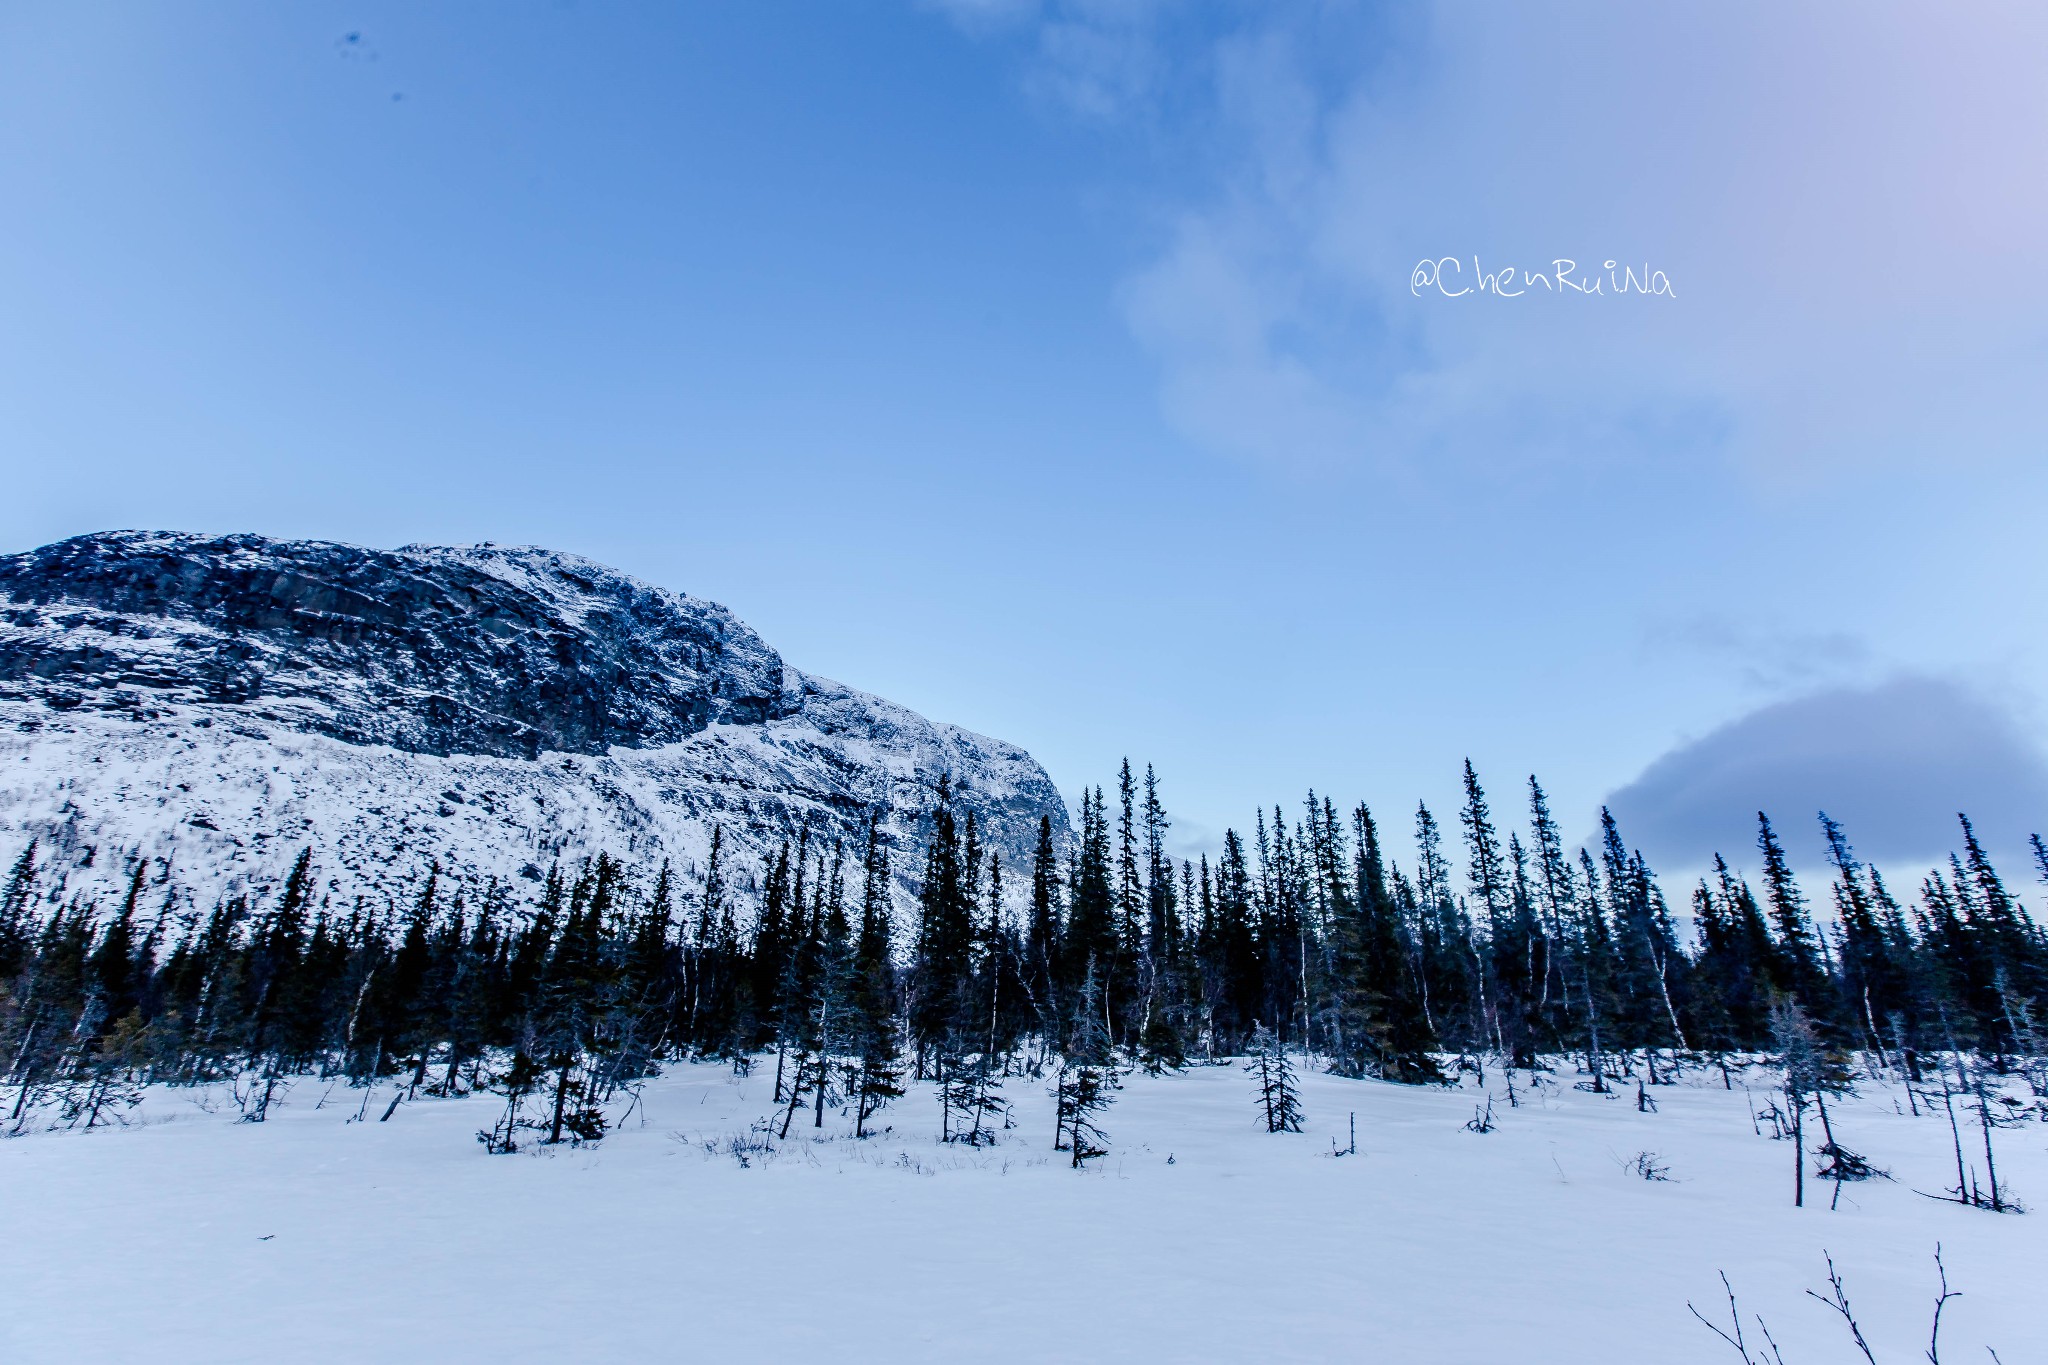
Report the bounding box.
[10,759,2046,1203]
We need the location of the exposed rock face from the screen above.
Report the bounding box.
[0,532,790,758]
[0,532,1068,910]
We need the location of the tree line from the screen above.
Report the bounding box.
[3,758,2045,1154]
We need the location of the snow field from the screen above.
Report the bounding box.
[1,1060,2040,1363]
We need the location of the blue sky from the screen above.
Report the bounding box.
[5,2,2046,882]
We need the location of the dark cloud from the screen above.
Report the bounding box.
[1602,677,2048,874]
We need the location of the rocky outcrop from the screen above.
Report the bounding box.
[0,532,790,758]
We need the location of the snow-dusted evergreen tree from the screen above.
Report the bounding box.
[1053,961,1116,1166]
[1769,997,1853,1207]
[1138,764,1187,1074]
[941,890,1010,1145]
[947,853,1013,1145]
[909,776,975,1088]
[1023,815,1063,1053]
[1758,813,1828,1015]
[1245,1022,1303,1133]
[0,839,37,982]
[777,844,849,1140]
[533,861,611,1145]
[1326,803,1440,1083]
[845,813,903,1138]
[1058,788,1117,1049]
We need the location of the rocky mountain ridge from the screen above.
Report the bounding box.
[0,531,1069,912]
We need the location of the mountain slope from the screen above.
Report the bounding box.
[0,531,1068,910]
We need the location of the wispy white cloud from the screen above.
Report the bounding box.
[923,0,1170,118]
[957,2,2048,479]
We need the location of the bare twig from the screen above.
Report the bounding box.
[1689,1271,1783,1364]
[1755,1315,1788,1365]
[1688,1273,1752,1360]
[1696,1247,1993,1365]
[1805,1252,1878,1365]
[1926,1243,1959,1365]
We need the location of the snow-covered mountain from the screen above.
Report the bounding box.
[0,531,1070,910]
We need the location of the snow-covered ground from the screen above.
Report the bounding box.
[2,1061,2039,1363]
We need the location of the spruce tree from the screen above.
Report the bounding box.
[1323,813,1376,1080]
[1259,808,1312,1049]
[1820,813,1909,1056]
[536,876,608,1145]
[909,776,974,1085]
[1525,778,1574,1032]
[1459,764,1535,1066]
[1138,764,1185,1072]
[1024,815,1063,1048]
[439,886,502,1094]
[1571,848,1616,1089]
[848,812,903,1137]
[1599,811,1688,1055]
[1113,759,1143,1040]
[1758,813,1826,1009]
[1955,815,2043,1042]
[939,848,1012,1145]
[1769,998,1853,1207]
[1499,833,1545,1066]
[1413,803,1471,1050]
[1355,805,1439,1082]
[1060,787,1117,1043]
[0,839,39,981]
[1688,857,1777,1059]
[1052,961,1116,1166]
[239,852,312,1114]
[1205,829,1261,1056]
[1245,1022,1303,1133]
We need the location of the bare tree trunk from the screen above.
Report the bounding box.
[1970,1062,2004,1211]
[778,1051,808,1140]
[1936,1059,1968,1202]
[548,1061,571,1143]
[1650,946,1688,1052]
[1790,1093,1805,1208]
[813,1003,830,1130]
[6,1020,39,1122]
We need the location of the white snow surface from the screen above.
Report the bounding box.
[1,1061,2040,1363]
